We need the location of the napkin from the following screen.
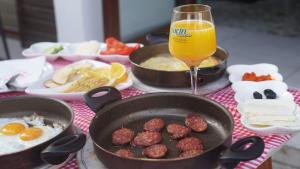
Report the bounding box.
[0,57,46,89]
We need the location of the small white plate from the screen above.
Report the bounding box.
[22,42,67,61]
[232,81,294,103]
[25,60,132,101]
[227,63,283,83]
[97,43,143,64]
[238,99,300,135]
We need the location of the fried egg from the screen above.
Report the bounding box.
[0,119,28,136]
[18,125,62,147]
[0,115,63,155]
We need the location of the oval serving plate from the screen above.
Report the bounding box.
[25,60,132,101]
[227,63,283,83]
[232,81,294,103]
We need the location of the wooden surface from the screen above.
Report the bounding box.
[257,158,272,169]
[102,0,120,39]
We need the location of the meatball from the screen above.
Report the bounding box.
[179,149,204,158]
[112,128,135,145]
[132,131,162,147]
[176,137,203,152]
[144,118,165,132]
[115,149,135,158]
[167,123,191,139]
[185,114,208,132]
[143,144,168,158]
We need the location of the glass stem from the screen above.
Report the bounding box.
[190,66,198,95]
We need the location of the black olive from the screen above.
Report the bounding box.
[264,89,277,99]
[253,91,263,99]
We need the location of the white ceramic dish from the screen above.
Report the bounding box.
[25,60,132,101]
[240,112,300,135]
[232,81,294,103]
[22,42,66,61]
[98,43,143,64]
[23,42,143,63]
[238,99,300,135]
[227,63,283,83]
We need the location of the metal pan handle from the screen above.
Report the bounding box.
[84,86,122,113]
[219,136,265,169]
[41,134,86,165]
[146,32,169,45]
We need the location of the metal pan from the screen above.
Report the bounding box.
[129,43,228,88]
[84,87,264,169]
[0,96,86,169]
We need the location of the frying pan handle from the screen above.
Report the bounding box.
[84,86,122,113]
[41,133,86,165]
[146,32,169,45]
[220,136,265,169]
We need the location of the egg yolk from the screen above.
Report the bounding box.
[0,123,26,135]
[19,127,43,141]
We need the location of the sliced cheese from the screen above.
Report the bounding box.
[239,99,297,116]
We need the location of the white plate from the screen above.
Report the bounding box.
[97,43,143,64]
[23,42,143,63]
[227,63,283,83]
[238,99,300,135]
[232,81,294,103]
[0,63,54,93]
[240,109,300,135]
[25,60,132,100]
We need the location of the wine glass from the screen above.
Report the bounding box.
[169,4,216,94]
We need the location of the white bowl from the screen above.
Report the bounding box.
[227,63,283,83]
[232,81,294,103]
[97,43,144,64]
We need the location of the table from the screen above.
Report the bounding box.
[2,60,300,169]
[60,86,300,169]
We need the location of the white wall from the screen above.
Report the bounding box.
[119,0,175,41]
[53,0,174,42]
[53,0,104,42]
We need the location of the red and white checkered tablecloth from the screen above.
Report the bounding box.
[1,59,299,169]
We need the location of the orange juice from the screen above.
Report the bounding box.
[169,20,216,67]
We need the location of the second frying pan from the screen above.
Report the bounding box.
[129,43,228,88]
[84,87,264,169]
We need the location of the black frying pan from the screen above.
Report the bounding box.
[84,87,264,169]
[0,96,86,169]
[129,43,228,88]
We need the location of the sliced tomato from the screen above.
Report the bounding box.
[116,45,140,55]
[106,37,126,49]
[100,48,117,55]
[116,47,133,55]
[102,37,140,55]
